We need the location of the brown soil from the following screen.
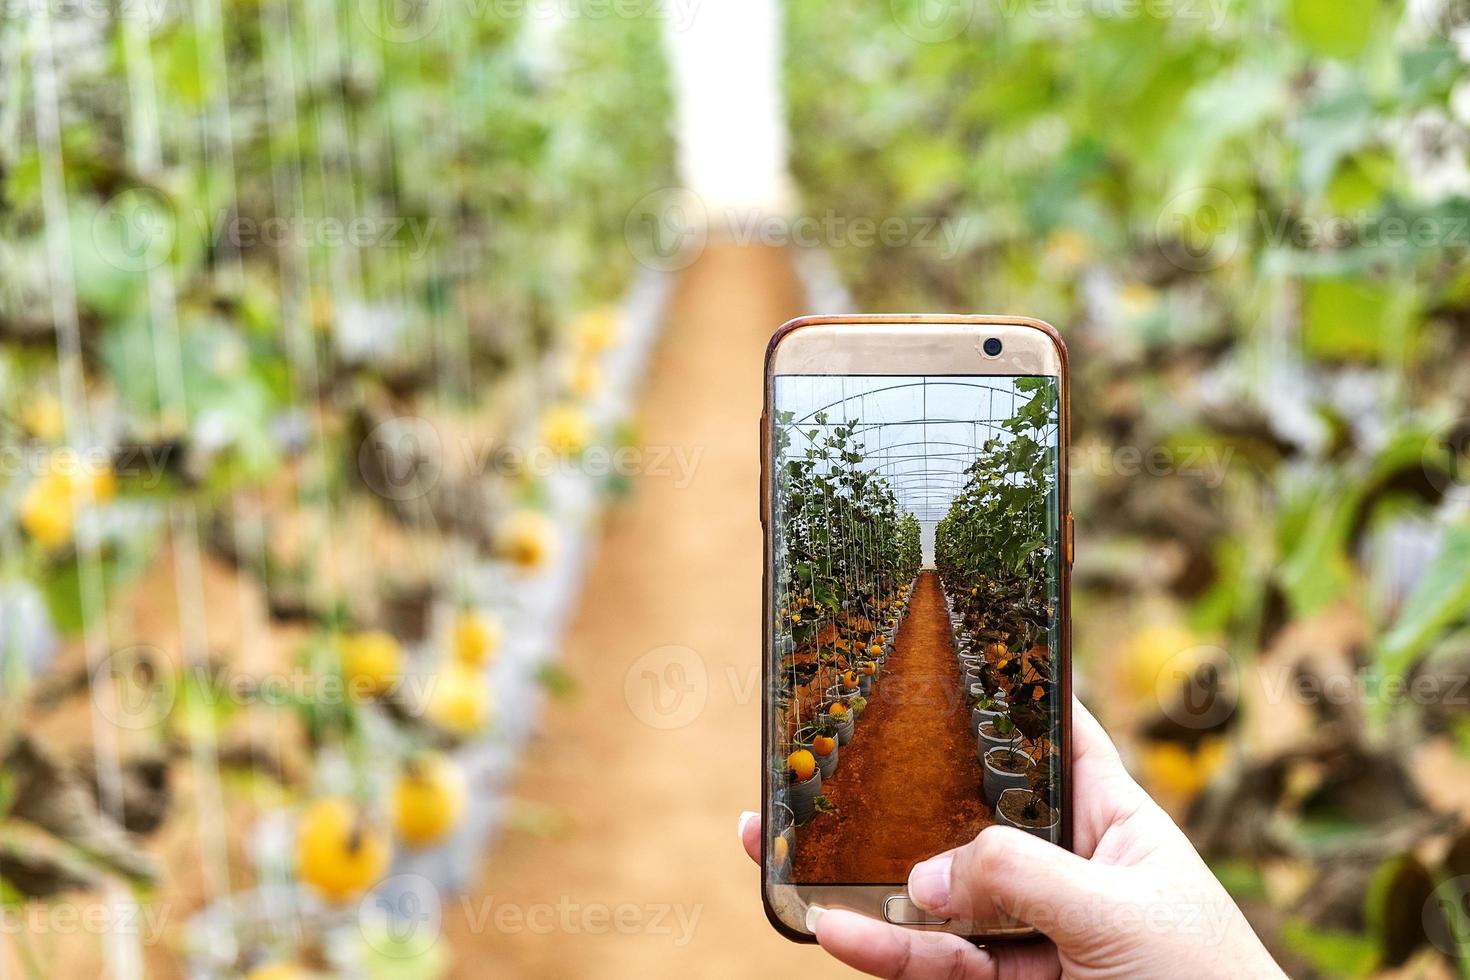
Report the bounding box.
[440,245,848,978]
[997,791,1054,830]
[988,749,1030,774]
[791,570,990,884]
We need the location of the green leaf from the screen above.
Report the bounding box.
[1279,920,1379,978]
[1364,854,1437,968]
[1277,478,1358,617]
[1377,524,1470,680]
[1301,277,1415,362]
[1325,148,1396,212]
[1287,0,1381,59]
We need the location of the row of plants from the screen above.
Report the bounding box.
[769,411,921,875]
[933,381,1063,840]
[1,1,673,975]
[944,586,1059,840]
[786,0,1470,972]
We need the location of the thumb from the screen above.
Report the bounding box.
[908,826,1115,946]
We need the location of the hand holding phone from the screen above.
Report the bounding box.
[740,698,1287,978]
[761,316,1071,942]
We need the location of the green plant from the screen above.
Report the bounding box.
[785,1,1470,967]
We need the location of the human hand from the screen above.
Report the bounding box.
[739,698,1285,979]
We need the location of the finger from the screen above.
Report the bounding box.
[811,907,998,980]
[908,826,1116,949]
[1070,697,1157,847]
[738,810,760,864]
[1071,697,1135,789]
[988,940,1063,980]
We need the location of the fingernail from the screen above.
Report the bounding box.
[805,903,826,934]
[737,811,757,839]
[908,853,954,911]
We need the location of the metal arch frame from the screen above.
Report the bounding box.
[782,379,1025,428]
[772,376,1060,521]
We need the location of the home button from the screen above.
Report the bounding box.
[883,896,949,925]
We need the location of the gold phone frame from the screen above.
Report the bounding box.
[759,314,1073,945]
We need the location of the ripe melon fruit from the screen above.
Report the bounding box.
[392,752,468,847]
[539,402,593,456]
[811,735,836,757]
[339,630,402,698]
[453,611,502,667]
[425,663,493,736]
[295,798,391,903]
[245,964,318,980]
[786,749,816,782]
[499,509,559,571]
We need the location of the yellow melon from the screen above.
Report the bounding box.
[786,749,816,782]
[452,611,502,667]
[393,752,468,847]
[339,630,402,698]
[295,798,391,903]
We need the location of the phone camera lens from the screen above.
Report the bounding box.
[983,337,1003,357]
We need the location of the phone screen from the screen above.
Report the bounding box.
[767,374,1063,886]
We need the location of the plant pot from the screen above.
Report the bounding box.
[801,739,839,779]
[969,684,1007,730]
[777,635,796,656]
[982,747,1032,804]
[995,788,1060,841]
[971,704,1005,732]
[976,720,1018,761]
[859,674,873,696]
[771,825,795,876]
[834,713,856,745]
[770,800,795,838]
[780,770,823,824]
[769,800,796,875]
[962,664,983,690]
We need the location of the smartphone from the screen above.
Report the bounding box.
[760,315,1072,943]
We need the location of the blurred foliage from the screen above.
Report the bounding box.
[0,1,672,973]
[788,0,1470,975]
[0,0,673,629]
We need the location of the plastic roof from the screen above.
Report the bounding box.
[772,375,1058,523]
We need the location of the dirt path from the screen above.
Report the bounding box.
[441,245,849,978]
[792,570,990,884]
